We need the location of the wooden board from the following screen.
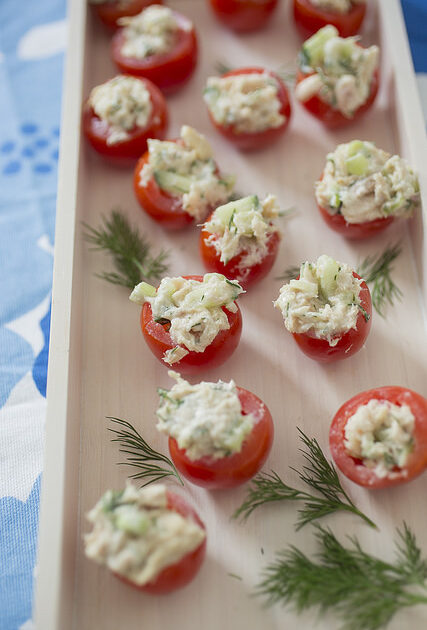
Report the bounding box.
[35,1,427,628]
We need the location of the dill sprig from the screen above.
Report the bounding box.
[357,242,403,317]
[233,429,376,529]
[215,60,296,85]
[257,523,427,630]
[107,417,183,486]
[83,209,169,289]
[275,265,300,282]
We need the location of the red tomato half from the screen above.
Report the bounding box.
[200,219,281,289]
[292,273,372,363]
[293,0,367,38]
[140,275,243,374]
[115,490,206,593]
[208,0,279,33]
[329,387,427,489]
[168,386,274,489]
[295,67,379,129]
[91,0,163,30]
[206,68,292,151]
[82,77,168,164]
[317,202,395,239]
[111,10,198,93]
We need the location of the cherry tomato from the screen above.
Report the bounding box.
[91,0,163,30]
[200,218,281,289]
[293,0,367,38]
[140,275,243,374]
[292,273,372,363]
[329,387,427,489]
[295,66,379,129]
[206,68,292,151]
[168,386,274,489]
[82,77,168,164]
[111,10,198,93]
[208,0,279,33]
[115,490,206,593]
[317,202,394,239]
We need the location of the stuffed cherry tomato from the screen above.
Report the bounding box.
[134,125,235,230]
[208,0,279,33]
[130,274,243,374]
[329,387,427,489]
[156,372,274,489]
[90,0,162,30]
[293,0,367,38]
[315,140,420,239]
[82,75,168,164]
[200,194,281,289]
[85,484,206,594]
[274,255,372,363]
[111,5,198,93]
[295,25,379,128]
[204,67,291,151]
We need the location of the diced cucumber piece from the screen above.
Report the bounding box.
[115,510,149,536]
[214,195,258,227]
[302,25,338,68]
[319,256,340,298]
[347,140,366,157]
[345,153,369,176]
[130,281,157,304]
[154,170,192,195]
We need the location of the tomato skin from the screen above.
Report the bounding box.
[295,67,379,129]
[140,275,243,374]
[293,0,366,38]
[82,77,168,164]
[111,11,198,93]
[91,0,163,30]
[199,220,281,289]
[317,202,395,239]
[291,273,372,363]
[206,68,292,151]
[208,0,279,33]
[114,490,206,594]
[168,386,273,489]
[329,387,427,489]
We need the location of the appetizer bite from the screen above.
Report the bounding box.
[111,4,198,93]
[274,254,371,362]
[208,0,279,33]
[134,125,235,230]
[293,0,367,38]
[200,194,281,289]
[204,68,291,151]
[330,387,427,488]
[85,484,206,593]
[316,140,420,239]
[130,273,244,373]
[156,371,274,489]
[89,0,162,30]
[295,25,379,127]
[82,74,168,163]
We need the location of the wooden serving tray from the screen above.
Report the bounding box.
[35,1,427,628]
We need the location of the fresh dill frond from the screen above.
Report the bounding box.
[233,429,376,529]
[107,417,183,486]
[275,265,300,282]
[257,523,427,630]
[357,242,403,317]
[83,209,169,289]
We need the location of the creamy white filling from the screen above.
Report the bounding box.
[203,195,280,272]
[296,27,379,118]
[274,255,362,346]
[89,75,152,145]
[156,371,255,460]
[119,5,181,59]
[315,141,420,223]
[204,73,286,134]
[139,126,234,220]
[309,0,365,13]
[344,399,415,478]
[85,484,205,585]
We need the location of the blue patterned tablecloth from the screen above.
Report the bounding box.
[0,1,425,629]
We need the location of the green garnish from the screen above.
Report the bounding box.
[357,242,403,317]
